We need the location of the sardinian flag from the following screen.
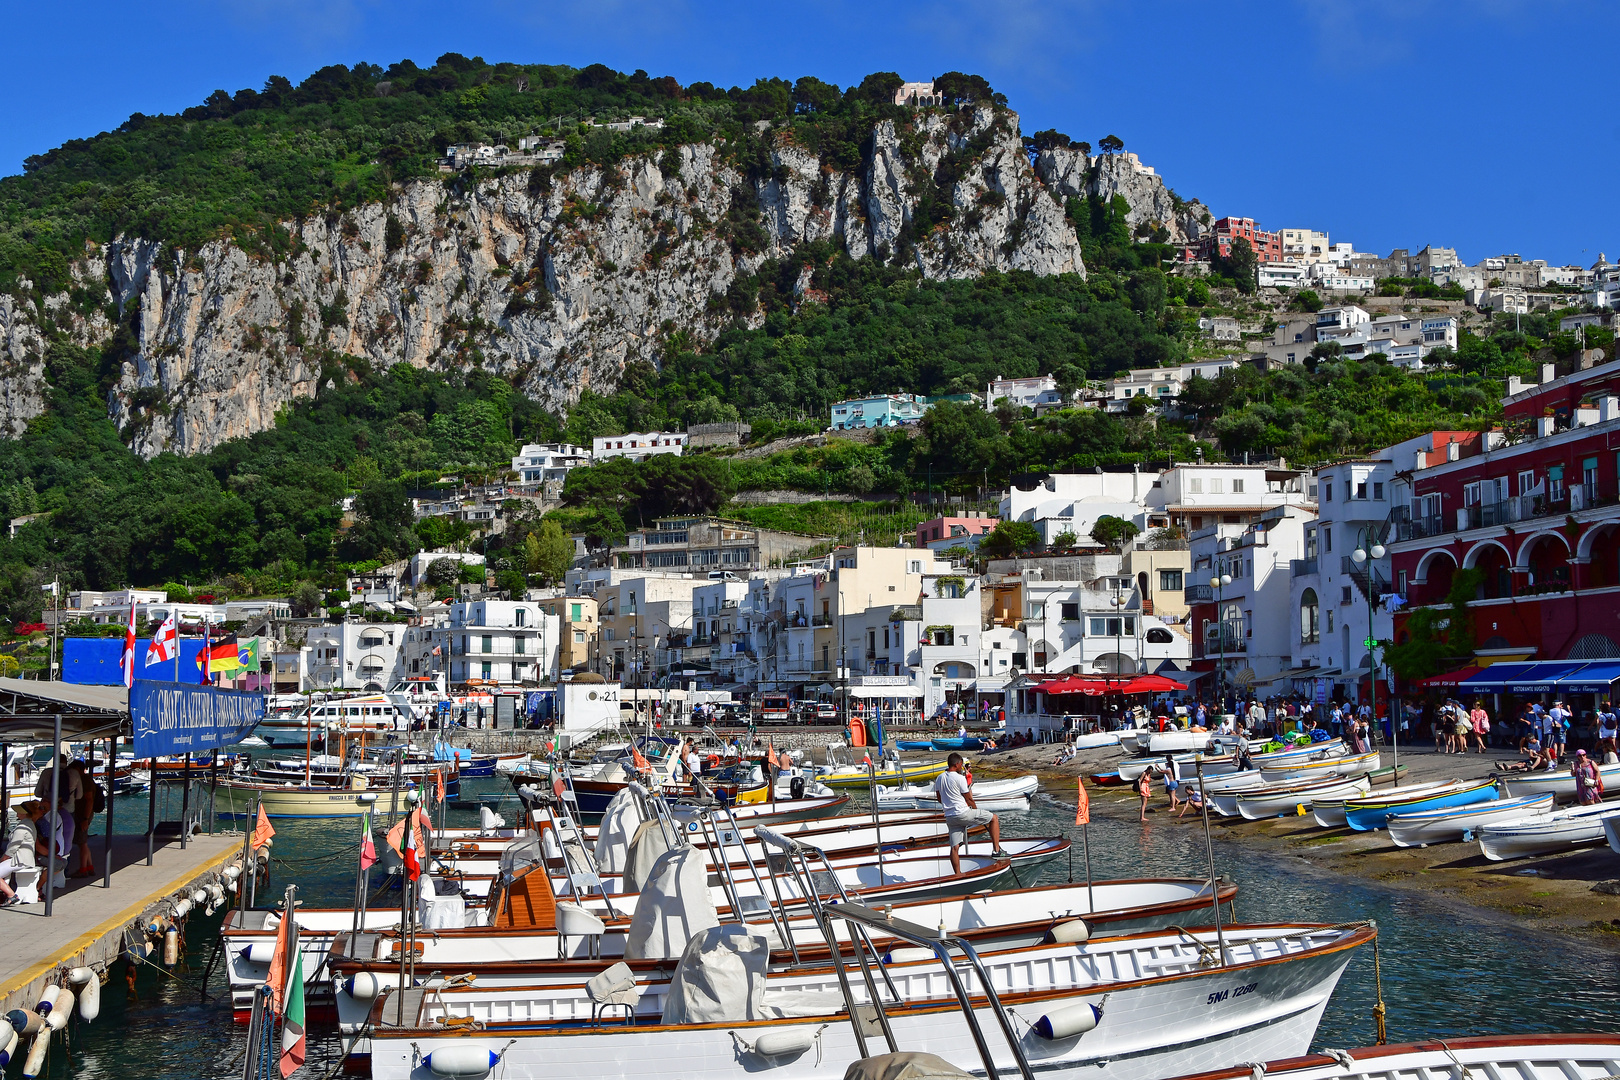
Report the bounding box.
[145,611,178,667]
[121,600,137,688]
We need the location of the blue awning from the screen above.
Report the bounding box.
[1458,660,1620,694]
[1554,661,1620,692]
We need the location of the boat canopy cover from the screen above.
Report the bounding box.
[594,788,643,875]
[625,845,719,961]
[844,1053,980,1080]
[623,819,675,893]
[658,920,765,1025]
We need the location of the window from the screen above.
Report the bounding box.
[515,635,526,655]
[1159,569,1183,591]
[1029,601,1045,619]
[515,608,526,627]
[1397,570,1408,594]
[481,661,492,680]
[574,631,586,643]
[1300,589,1319,643]
[1210,478,1225,494]
[1373,482,1384,500]
[1463,481,1481,507]
[1549,465,1566,502]
[1325,609,1335,634]
[1323,528,1332,553]
[908,561,922,574]
[1519,470,1536,494]
[1061,602,1080,621]
[570,603,582,621]
[605,628,614,641]
[1232,478,1245,494]
[481,635,492,653]
[1089,618,1108,636]
[1146,627,1174,643]
[1188,478,1203,494]
[1341,585,1352,604]
[1356,482,1367,500]
[1323,481,1332,502]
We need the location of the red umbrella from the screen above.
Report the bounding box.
[1119,674,1187,694]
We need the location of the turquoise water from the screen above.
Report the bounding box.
[25,777,1620,1078]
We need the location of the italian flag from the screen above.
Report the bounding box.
[280,948,305,1077]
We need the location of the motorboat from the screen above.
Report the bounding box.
[875,774,1038,812]
[1478,800,1620,860]
[1387,793,1555,847]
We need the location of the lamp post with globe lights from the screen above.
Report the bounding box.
[1350,531,1391,765]
[1209,573,1232,715]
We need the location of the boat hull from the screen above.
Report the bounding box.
[1387,793,1555,848]
[1343,781,1496,832]
[1478,802,1620,860]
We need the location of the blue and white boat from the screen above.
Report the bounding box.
[1386,792,1555,847]
[931,736,984,751]
[1344,779,1497,832]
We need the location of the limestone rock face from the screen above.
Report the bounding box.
[1035,148,1210,245]
[0,107,1204,458]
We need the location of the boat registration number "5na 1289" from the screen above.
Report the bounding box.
[1206,983,1258,1005]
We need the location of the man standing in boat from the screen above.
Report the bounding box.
[935,753,1008,875]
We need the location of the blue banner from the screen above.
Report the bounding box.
[64,637,213,686]
[131,681,265,756]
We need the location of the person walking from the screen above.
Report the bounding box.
[1572,749,1604,805]
[934,754,1007,874]
[1160,754,1181,812]
[67,757,96,878]
[1135,767,1153,823]
[1546,701,1569,765]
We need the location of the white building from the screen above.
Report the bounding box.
[410,550,486,586]
[1279,228,1330,264]
[1188,505,1315,692]
[1258,263,1308,289]
[511,442,591,485]
[1105,357,1245,412]
[1160,462,1316,535]
[437,600,560,686]
[1307,266,1376,292]
[307,621,406,691]
[985,374,1064,413]
[591,432,686,462]
[1000,469,1166,546]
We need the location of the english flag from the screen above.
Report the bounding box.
[121,600,137,688]
[145,611,178,667]
[1075,777,1091,826]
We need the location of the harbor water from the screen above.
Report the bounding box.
[26,777,1620,1079]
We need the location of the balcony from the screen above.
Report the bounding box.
[811,614,834,627]
[1184,584,1214,603]
[1290,558,1318,577]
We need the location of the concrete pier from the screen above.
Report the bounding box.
[0,833,241,1015]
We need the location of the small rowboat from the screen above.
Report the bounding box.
[1478,800,1620,860]
[1072,730,1121,749]
[1234,773,1372,820]
[930,736,984,751]
[1162,1034,1620,1080]
[894,739,934,751]
[1387,792,1554,847]
[1495,760,1620,802]
[876,774,1039,812]
[1312,779,1462,828]
[1260,749,1380,783]
[1368,763,1407,787]
[1344,779,1496,832]
[818,759,949,789]
[1089,770,1126,786]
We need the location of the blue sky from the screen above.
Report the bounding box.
[5,0,1612,266]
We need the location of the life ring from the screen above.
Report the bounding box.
[707,754,720,769]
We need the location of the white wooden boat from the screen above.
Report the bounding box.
[1234,774,1371,820]
[874,774,1038,811]
[1161,1034,1620,1080]
[1311,779,1471,828]
[223,906,407,1022]
[1259,749,1379,783]
[1189,769,1267,796]
[330,877,1243,1028]
[1496,761,1620,802]
[1478,800,1620,860]
[1387,793,1555,847]
[1147,730,1213,752]
[1072,731,1122,749]
[361,921,1373,1080]
[1604,812,1620,856]
[214,776,419,819]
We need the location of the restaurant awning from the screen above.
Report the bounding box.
[1153,666,1213,684]
[1416,664,1483,688]
[1258,666,1339,685]
[1458,660,1620,694]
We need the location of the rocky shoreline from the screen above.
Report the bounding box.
[966,739,1620,950]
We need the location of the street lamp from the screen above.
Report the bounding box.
[1351,533,1388,757]
[1209,573,1232,714]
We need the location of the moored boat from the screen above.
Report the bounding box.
[1228,774,1370,819]
[1478,800,1620,860]
[1495,760,1620,802]
[875,774,1038,812]
[1343,779,1495,832]
[1387,793,1554,847]
[1311,779,1463,828]
[1161,1034,1620,1080]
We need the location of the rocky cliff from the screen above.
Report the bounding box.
[1034,148,1210,245]
[0,105,1171,458]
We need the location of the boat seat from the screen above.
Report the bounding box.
[586,961,641,1022]
[556,902,607,959]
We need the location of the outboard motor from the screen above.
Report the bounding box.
[789,775,806,800]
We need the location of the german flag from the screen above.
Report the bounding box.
[196,633,243,676]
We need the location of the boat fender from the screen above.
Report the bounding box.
[6,1010,43,1038]
[43,990,71,1031]
[77,972,101,1023]
[146,916,169,936]
[206,883,226,905]
[1046,919,1090,944]
[240,943,276,964]
[21,1029,48,1079]
[344,972,382,1002]
[357,793,378,805]
[173,898,192,919]
[423,1046,500,1077]
[222,865,241,884]
[0,1022,16,1069]
[882,947,936,964]
[164,928,179,966]
[33,986,59,1016]
[191,889,208,905]
[1032,1002,1102,1041]
[67,968,93,987]
[752,1029,816,1057]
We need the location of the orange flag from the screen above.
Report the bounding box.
[384,815,408,858]
[251,804,275,851]
[435,768,446,805]
[1075,777,1091,826]
[265,897,293,1013]
[766,741,780,769]
[630,741,650,772]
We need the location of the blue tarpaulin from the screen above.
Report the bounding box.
[130,681,264,756]
[63,637,212,686]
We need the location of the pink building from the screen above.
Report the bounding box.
[916,514,998,548]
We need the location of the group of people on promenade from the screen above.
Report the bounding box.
[0,753,100,906]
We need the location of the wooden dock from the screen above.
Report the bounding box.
[0,832,241,1015]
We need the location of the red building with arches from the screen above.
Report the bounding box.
[1388,372,1620,666]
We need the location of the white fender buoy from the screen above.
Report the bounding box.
[240,943,275,964]
[43,989,72,1031]
[67,968,93,986]
[1047,918,1090,944]
[0,1022,16,1069]
[33,986,59,1017]
[424,1046,499,1078]
[145,916,168,937]
[357,792,378,805]
[1032,1002,1102,1040]
[206,883,225,905]
[222,865,241,884]
[6,1009,43,1038]
[77,972,101,1023]
[21,1029,48,1078]
[191,889,208,905]
[173,898,192,919]
[882,947,936,965]
[343,972,381,1001]
[163,928,179,966]
[753,1029,816,1057]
